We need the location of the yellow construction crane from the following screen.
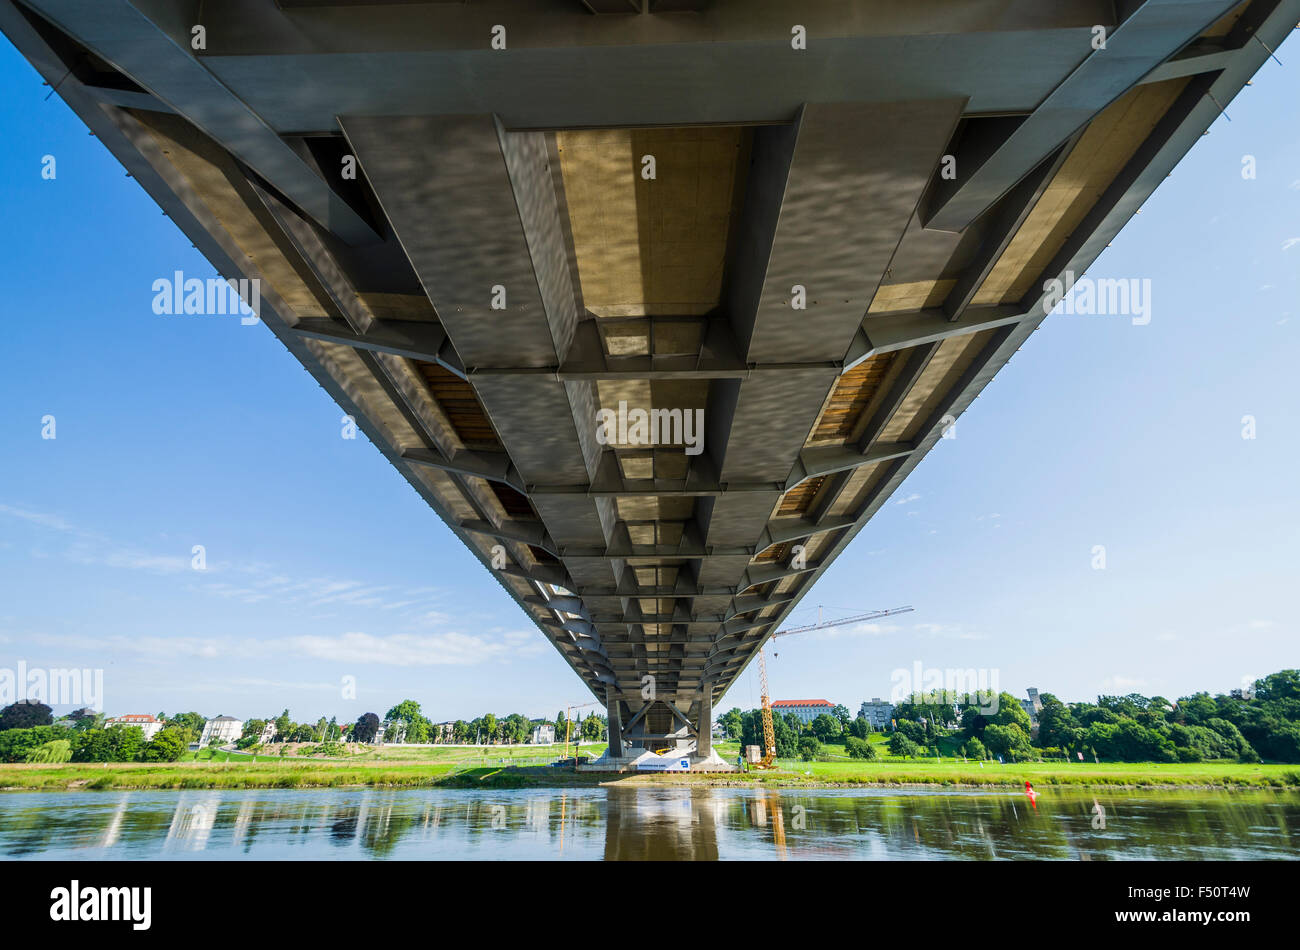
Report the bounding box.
[561,700,601,766]
[752,605,914,768]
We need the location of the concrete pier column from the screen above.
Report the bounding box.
[606,686,623,758]
[696,689,712,758]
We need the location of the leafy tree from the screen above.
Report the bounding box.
[141,727,187,762]
[352,712,380,743]
[115,726,146,761]
[1111,720,1176,762]
[888,733,920,759]
[1035,694,1076,748]
[959,704,989,739]
[895,719,925,745]
[288,722,317,743]
[845,736,878,760]
[72,726,144,763]
[386,701,434,744]
[1176,692,1218,726]
[1099,693,1148,719]
[962,737,988,760]
[798,737,823,761]
[1075,705,1120,727]
[983,723,1032,761]
[895,691,962,730]
[0,702,53,731]
[406,716,432,743]
[1206,718,1260,763]
[385,700,423,723]
[275,709,292,741]
[831,704,852,730]
[25,739,71,763]
[1255,669,1300,703]
[989,692,1032,733]
[1249,721,1300,762]
[582,714,605,741]
[242,718,267,741]
[168,712,206,743]
[1169,723,1238,761]
[0,726,68,762]
[810,713,842,743]
[719,708,743,740]
[849,716,870,740]
[501,713,530,745]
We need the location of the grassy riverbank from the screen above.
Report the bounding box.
[3,741,1298,791]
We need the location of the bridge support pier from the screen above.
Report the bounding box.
[581,690,734,772]
[605,686,623,758]
[696,690,712,759]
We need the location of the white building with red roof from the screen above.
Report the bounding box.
[104,714,163,741]
[771,700,835,725]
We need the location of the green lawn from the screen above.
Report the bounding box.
[711,739,1300,788]
[351,742,607,764]
[183,748,247,763]
[4,736,1297,792]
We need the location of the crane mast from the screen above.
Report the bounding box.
[758,647,777,765]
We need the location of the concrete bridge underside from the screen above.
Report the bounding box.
[4,0,1293,764]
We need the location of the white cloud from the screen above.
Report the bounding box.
[2,501,457,618]
[288,630,538,666]
[29,627,545,668]
[0,504,77,533]
[895,493,922,506]
[30,633,243,660]
[1282,237,1300,252]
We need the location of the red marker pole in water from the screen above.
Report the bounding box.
[1025,780,1038,809]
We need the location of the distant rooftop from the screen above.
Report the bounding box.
[772,700,833,708]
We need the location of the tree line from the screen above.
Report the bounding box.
[716,669,1300,764]
[0,707,194,764]
[6,669,1295,765]
[348,700,608,745]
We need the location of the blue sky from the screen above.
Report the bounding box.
[1,35,1297,724]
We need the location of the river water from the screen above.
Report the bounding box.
[1,786,1296,860]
